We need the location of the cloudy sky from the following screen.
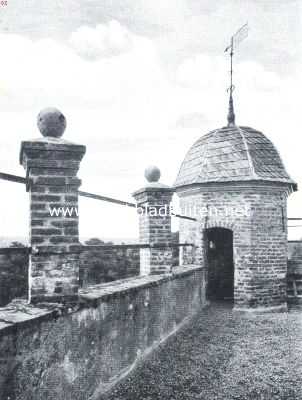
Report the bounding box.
[0,0,301,240]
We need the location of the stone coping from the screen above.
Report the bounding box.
[0,247,30,254]
[0,299,66,336]
[79,265,202,302]
[132,184,174,197]
[233,303,288,314]
[81,243,194,250]
[0,265,202,336]
[0,243,195,255]
[20,139,86,158]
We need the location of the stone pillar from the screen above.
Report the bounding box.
[20,108,86,303]
[133,166,174,275]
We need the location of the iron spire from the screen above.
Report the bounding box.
[224,23,248,127]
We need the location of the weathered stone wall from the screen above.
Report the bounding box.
[79,245,140,287]
[0,248,29,306]
[287,241,302,302]
[177,183,289,310]
[0,266,205,400]
[288,241,302,260]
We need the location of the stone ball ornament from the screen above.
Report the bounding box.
[144,165,161,183]
[37,107,67,138]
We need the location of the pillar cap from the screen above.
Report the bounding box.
[145,165,161,183]
[132,184,174,197]
[19,139,86,166]
[19,108,86,166]
[133,165,174,197]
[37,107,66,138]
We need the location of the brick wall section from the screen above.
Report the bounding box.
[79,245,140,287]
[133,186,174,274]
[0,248,29,306]
[177,182,290,310]
[20,139,86,303]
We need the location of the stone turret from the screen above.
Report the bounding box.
[174,124,297,312]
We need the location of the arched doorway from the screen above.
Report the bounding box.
[204,228,234,301]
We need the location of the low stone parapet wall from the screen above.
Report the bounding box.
[0,265,205,400]
[79,244,140,287]
[287,241,302,304]
[0,247,29,306]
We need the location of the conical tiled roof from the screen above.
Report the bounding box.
[174,125,296,189]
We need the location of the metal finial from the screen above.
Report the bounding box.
[227,92,235,126]
[224,23,248,127]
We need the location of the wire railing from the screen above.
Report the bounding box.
[0,171,196,222]
[0,171,301,225]
[82,243,194,250]
[0,242,195,255]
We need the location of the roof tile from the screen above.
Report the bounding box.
[174,126,295,188]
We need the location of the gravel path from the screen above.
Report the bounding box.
[104,302,302,400]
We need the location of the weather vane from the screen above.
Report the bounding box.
[224,22,249,126]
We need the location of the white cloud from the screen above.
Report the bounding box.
[176,54,225,89]
[69,20,134,60]
[0,28,165,111]
[174,112,208,129]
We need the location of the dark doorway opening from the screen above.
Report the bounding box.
[205,228,234,301]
